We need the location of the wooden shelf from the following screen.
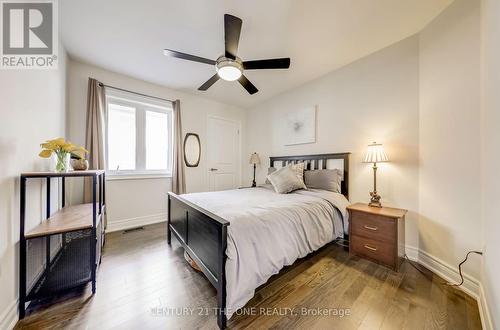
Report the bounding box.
[21,170,105,179]
[26,204,102,239]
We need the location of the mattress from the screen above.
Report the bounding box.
[181,185,350,318]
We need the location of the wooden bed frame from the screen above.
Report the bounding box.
[167,152,350,329]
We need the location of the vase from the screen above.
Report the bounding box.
[55,152,70,172]
[70,158,89,171]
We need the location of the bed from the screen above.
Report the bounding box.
[167,153,350,329]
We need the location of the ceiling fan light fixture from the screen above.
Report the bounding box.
[216,58,243,81]
[217,66,241,81]
[163,14,290,94]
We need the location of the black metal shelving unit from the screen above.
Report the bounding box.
[19,170,106,319]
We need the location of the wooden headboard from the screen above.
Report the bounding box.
[269,153,350,199]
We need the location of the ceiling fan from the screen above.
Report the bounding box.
[163,14,291,95]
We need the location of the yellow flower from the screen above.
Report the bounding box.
[75,146,88,153]
[39,149,53,158]
[50,137,66,145]
[40,142,56,150]
[71,149,87,159]
[62,142,76,152]
[39,138,88,160]
[41,138,66,150]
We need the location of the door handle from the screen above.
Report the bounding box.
[209,168,218,171]
[364,225,378,231]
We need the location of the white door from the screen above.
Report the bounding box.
[207,116,241,191]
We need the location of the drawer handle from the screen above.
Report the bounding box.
[364,225,378,231]
[364,244,378,251]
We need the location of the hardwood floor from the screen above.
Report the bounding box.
[15,223,482,330]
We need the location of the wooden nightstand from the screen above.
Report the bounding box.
[347,203,407,271]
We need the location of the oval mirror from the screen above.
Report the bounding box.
[184,133,201,167]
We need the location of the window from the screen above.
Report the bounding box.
[145,110,170,170]
[105,89,173,176]
[107,103,136,171]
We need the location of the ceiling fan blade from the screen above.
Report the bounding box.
[238,75,258,95]
[163,49,216,65]
[243,58,291,70]
[224,14,242,60]
[198,74,220,91]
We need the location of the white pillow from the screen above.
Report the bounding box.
[267,165,306,194]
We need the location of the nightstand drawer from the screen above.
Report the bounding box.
[351,211,396,243]
[351,235,395,267]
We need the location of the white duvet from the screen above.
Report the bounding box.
[181,185,350,318]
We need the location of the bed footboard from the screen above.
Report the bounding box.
[167,192,229,329]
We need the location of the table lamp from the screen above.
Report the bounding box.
[249,152,261,187]
[363,142,389,207]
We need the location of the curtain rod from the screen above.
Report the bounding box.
[98,82,175,103]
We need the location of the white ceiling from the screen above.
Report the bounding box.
[60,0,453,108]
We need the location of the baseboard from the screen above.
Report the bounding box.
[404,245,480,298]
[405,245,495,329]
[106,213,167,232]
[404,244,419,261]
[0,300,18,330]
[478,282,494,330]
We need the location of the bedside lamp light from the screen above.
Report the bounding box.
[363,142,389,207]
[249,152,261,187]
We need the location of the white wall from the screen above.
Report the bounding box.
[247,0,492,323]
[67,59,246,231]
[245,36,420,249]
[480,0,500,327]
[246,0,486,302]
[418,0,482,280]
[0,48,67,328]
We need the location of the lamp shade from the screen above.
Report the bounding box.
[249,152,261,165]
[363,142,389,163]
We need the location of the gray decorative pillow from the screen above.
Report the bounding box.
[304,169,342,193]
[265,167,277,184]
[267,166,306,194]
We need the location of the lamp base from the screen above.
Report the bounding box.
[252,164,257,187]
[368,191,382,208]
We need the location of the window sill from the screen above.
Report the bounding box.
[106,173,172,181]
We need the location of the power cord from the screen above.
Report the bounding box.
[334,237,349,248]
[446,251,482,287]
[404,251,483,287]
